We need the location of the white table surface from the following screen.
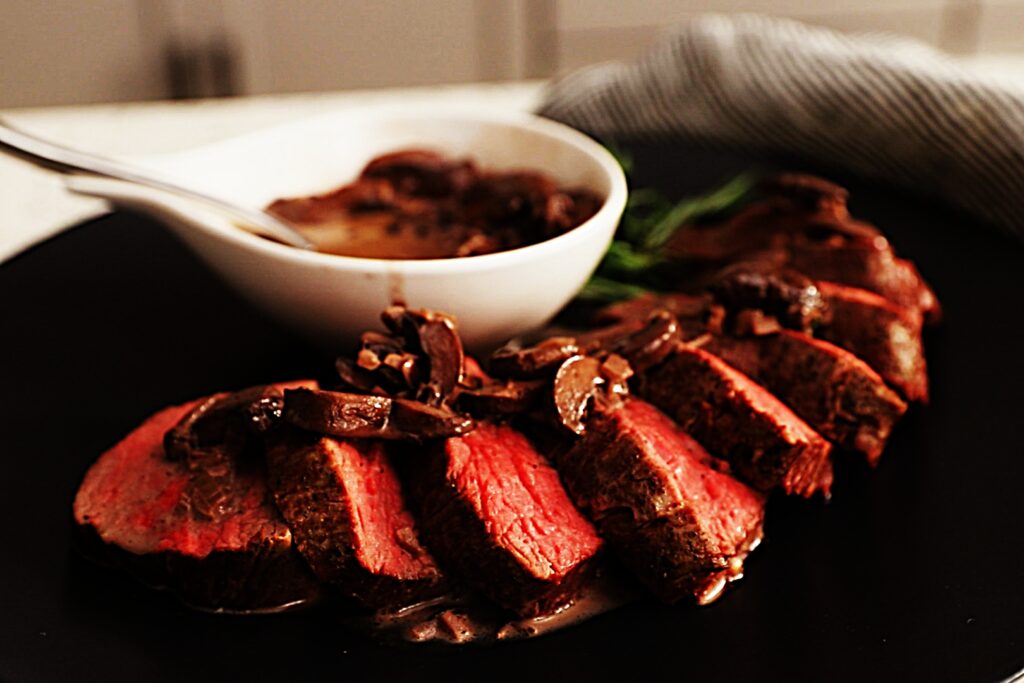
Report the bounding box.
[0,81,546,264]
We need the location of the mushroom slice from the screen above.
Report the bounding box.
[283,388,472,441]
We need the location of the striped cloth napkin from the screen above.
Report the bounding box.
[538,14,1024,240]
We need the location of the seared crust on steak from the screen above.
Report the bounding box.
[559,399,765,603]
[416,422,603,617]
[640,347,834,497]
[266,434,445,609]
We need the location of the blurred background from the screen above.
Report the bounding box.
[2,0,1022,109]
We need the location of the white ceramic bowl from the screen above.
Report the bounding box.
[65,105,627,350]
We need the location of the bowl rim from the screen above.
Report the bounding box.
[169,105,629,276]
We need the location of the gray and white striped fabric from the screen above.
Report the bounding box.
[538,14,1024,240]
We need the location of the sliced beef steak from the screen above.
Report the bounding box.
[817,281,929,402]
[73,398,320,612]
[559,399,765,604]
[416,422,603,616]
[597,294,906,462]
[783,245,939,323]
[665,173,940,321]
[663,198,874,262]
[639,347,833,497]
[266,435,445,609]
[696,330,907,464]
[597,281,928,403]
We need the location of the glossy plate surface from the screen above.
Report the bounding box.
[1,143,1022,683]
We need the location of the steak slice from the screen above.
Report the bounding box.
[416,422,603,616]
[696,330,907,465]
[73,398,320,612]
[664,174,940,321]
[559,399,765,604]
[639,347,833,497]
[597,283,928,404]
[266,435,445,609]
[783,245,940,323]
[816,281,929,402]
[664,196,878,262]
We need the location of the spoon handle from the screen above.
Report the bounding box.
[0,118,315,250]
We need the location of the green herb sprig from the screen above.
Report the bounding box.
[579,159,756,303]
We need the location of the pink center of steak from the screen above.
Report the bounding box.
[444,423,602,582]
[617,400,764,553]
[73,401,290,558]
[322,438,438,580]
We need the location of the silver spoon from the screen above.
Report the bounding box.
[0,118,315,250]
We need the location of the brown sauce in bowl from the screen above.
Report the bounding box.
[266,149,604,259]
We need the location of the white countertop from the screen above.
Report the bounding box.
[0,80,546,263]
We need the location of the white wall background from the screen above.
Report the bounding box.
[1,0,1021,108]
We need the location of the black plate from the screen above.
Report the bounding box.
[2,143,1022,683]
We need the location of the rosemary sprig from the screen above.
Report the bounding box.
[578,167,756,303]
[578,275,654,302]
[638,173,755,252]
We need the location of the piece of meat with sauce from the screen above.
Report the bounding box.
[664,175,873,262]
[639,347,834,497]
[597,294,906,462]
[266,434,445,609]
[665,173,940,321]
[597,281,929,404]
[783,245,939,323]
[707,271,930,403]
[559,398,765,604]
[415,422,603,617]
[816,281,929,402]
[696,331,908,464]
[73,395,321,612]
